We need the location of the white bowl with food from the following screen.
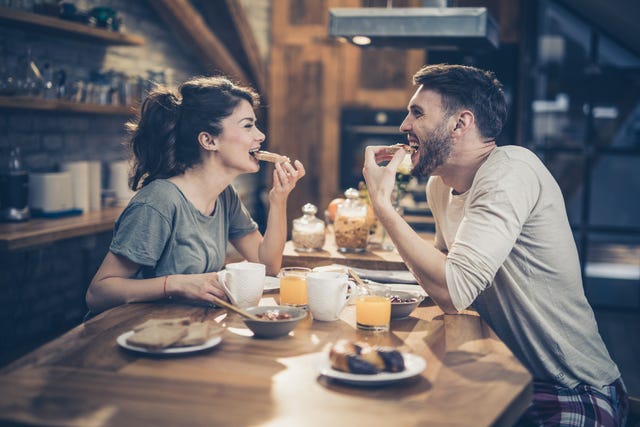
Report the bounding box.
[242,305,307,338]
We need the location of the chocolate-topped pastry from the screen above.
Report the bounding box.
[375,346,406,373]
[328,339,406,375]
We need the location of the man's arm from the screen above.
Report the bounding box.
[362,146,458,313]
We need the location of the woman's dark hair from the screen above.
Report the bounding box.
[412,64,507,140]
[126,76,260,189]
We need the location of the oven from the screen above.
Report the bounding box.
[339,108,408,190]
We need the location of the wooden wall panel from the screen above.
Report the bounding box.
[269,0,428,231]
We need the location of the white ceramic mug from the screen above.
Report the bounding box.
[219,262,266,309]
[306,271,353,321]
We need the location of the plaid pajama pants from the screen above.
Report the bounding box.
[517,378,628,427]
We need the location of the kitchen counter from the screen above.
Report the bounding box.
[0,206,124,251]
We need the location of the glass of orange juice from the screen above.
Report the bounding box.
[356,295,391,331]
[278,267,311,307]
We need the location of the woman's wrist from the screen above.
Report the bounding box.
[163,275,173,299]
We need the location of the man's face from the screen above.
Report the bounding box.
[399,87,454,178]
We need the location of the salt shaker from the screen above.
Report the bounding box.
[334,188,370,253]
[292,203,326,252]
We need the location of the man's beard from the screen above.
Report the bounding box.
[412,121,453,179]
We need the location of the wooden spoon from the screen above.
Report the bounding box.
[348,268,369,291]
[210,295,261,321]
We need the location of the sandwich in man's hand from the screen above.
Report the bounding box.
[385,143,416,155]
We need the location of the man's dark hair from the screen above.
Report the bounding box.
[413,64,507,140]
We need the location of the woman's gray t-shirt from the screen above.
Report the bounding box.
[110,179,258,278]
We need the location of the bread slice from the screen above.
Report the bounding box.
[252,150,290,164]
[385,143,416,155]
[126,324,188,350]
[132,317,191,332]
[173,322,223,347]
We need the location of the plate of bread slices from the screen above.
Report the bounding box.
[117,317,224,355]
[319,340,426,386]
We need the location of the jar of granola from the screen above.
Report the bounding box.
[292,203,326,252]
[334,188,370,253]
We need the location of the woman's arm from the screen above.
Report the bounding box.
[86,252,228,314]
[231,160,305,276]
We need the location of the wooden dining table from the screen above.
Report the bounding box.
[0,290,532,427]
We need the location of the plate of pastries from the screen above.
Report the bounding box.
[319,339,426,386]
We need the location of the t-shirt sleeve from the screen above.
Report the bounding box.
[426,177,447,253]
[109,203,173,267]
[446,161,541,311]
[225,186,259,240]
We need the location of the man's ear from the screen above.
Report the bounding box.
[452,111,474,134]
[198,132,216,151]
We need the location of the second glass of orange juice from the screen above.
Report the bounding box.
[356,295,391,331]
[278,267,311,307]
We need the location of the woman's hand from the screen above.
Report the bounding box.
[269,160,305,204]
[166,272,228,304]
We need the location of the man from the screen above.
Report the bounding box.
[362,64,628,426]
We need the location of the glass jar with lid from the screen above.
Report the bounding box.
[334,188,370,253]
[292,203,326,252]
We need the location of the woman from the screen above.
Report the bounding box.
[86,76,305,314]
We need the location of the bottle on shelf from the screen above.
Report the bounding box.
[0,147,31,222]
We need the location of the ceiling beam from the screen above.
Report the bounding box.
[149,0,250,85]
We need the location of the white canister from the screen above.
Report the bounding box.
[62,161,90,213]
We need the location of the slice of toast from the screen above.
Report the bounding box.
[173,323,210,347]
[252,150,290,164]
[126,324,188,350]
[132,317,191,332]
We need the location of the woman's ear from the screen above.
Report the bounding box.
[198,132,216,151]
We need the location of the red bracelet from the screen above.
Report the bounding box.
[163,275,172,299]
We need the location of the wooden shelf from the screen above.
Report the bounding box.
[0,96,136,115]
[0,206,123,251]
[0,6,145,46]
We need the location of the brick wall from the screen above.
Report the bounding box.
[0,0,270,366]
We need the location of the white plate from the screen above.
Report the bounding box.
[117,330,222,355]
[319,352,426,386]
[263,276,280,291]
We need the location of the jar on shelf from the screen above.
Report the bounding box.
[334,188,370,253]
[292,203,326,252]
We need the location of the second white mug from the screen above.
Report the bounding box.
[306,271,353,321]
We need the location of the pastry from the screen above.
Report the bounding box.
[328,339,405,375]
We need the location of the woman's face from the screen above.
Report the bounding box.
[216,99,265,173]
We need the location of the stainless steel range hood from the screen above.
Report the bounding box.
[328,7,499,51]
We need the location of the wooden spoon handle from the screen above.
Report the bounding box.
[348,268,367,289]
[210,295,261,321]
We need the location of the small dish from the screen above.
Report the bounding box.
[263,276,280,291]
[389,290,425,319]
[242,305,307,338]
